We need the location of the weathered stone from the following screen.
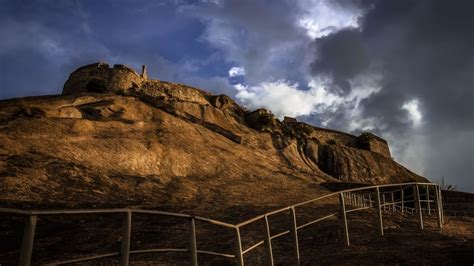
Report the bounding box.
[283,116,297,124]
[140,65,148,80]
[57,106,82,118]
[317,144,420,183]
[209,94,233,109]
[62,62,146,95]
[245,108,281,131]
[356,132,391,158]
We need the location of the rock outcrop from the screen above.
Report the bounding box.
[62,62,147,95]
[0,63,426,209]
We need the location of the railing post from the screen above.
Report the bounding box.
[19,215,37,266]
[120,211,132,266]
[263,215,274,266]
[426,185,431,215]
[391,192,395,212]
[401,189,404,213]
[339,193,350,246]
[289,207,300,265]
[375,187,384,236]
[189,218,198,266]
[368,194,373,208]
[382,193,386,211]
[434,185,443,229]
[414,185,423,230]
[438,186,444,225]
[235,227,244,266]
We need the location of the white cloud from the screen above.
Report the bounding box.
[296,0,363,39]
[402,99,422,126]
[234,80,343,118]
[228,66,245,77]
[344,73,384,131]
[232,71,384,125]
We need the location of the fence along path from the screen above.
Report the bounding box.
[0,182,443,266]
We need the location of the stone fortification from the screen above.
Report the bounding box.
[355,132,391,158]
[62,62,391,159]
[62,62,147,95]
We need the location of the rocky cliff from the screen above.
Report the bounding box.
[0,63,426,211]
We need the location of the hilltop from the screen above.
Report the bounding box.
[1,63,473,265]
[0,62,426,214]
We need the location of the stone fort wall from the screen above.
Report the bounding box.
[62,62,391,158]
[281,117,390,158]
[62,62,147,95]
[309,126,390,158]
[355,132,391,158]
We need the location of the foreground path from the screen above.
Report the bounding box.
[1,208,472,265]
[1,183,473,265]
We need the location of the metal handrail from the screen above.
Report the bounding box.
[232,182,443,263]
[44,252,120,266]
[297,213,338,230]
[1,182,444,266]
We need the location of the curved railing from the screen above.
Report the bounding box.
[0,182,444,266]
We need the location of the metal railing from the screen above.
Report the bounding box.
[1,182,443,266]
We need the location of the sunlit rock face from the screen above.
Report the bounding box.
[62,62,146,95]
[0,63,425,208]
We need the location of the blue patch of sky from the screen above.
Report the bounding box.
[0,0,236,98]
[82,0,231,79]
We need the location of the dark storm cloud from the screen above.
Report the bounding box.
[182,0,310,85]
[310,0,474,190]
[313,0,474,131]
[310,29,370,94]
[361,0,474,131]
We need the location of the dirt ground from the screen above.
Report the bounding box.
[1,204,472,265]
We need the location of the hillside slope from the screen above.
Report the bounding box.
[0,63,426,214]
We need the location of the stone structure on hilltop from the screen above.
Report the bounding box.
[62,62,148,95]
[356,132,391,158]
[61,62,392,159]
[0,61,424,216]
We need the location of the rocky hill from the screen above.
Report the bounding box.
[0,62,426,213]
[2,63,474,266]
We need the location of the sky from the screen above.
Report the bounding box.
[0,0,473,192]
